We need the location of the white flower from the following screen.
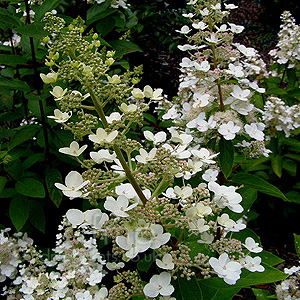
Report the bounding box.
[106,112,122,124]
[143,85,163,100]
[243,256,265,272]
[231,85,250,101]
[200,7,210,16]
[94,287,108,300]
[218,121,241,140]
[208,182,243,213]
[171,131,193,145]
[162,105,180,120]
[174,186,193,199]
[228,22,244,33]
[47,109,72,123]
[197,232,214,244]
[87,270,104,286]
[40,72,58,84]
[54,171,89,199]
[215,24,228,32]
[116,231,151,259]
[236,44,256,57]
[156,254,174,270]
[194,61,210,72]
[249,81,265,93]
[226,64,244,77]
[132,88,144,99]
[192,21,208,30]
[107,74,121,84]
[192,148,218,164]
[162,187,178,199]
[148,224,171,249]
[188,219,210,233]
[119,103,138,113]
[175,25,191,34]
[106,262,125,271]
[90,149,117,164]
[143,272,174,298]
[162,144,191,159]
[202,169,218,182]
[224,3,238,9]
[209,253,242,285]
[284,266,300,275]
[135,148,157,164]
[205,33,221,44]
[66,208,108,229]
[144,131,166,145]
[178,44,198,51]
[193,93,210,107]
[75,291,93,300]
[244,123,265,141]
[88,128,118,144]
[115,183,137,199]
[104,195,138,217]
[50,86,67,100]
[211,3,221,10]
[217,214,235,228]
[243,237,263,253]
[59,141,87,157]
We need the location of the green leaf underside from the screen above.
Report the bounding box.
[15,177,45,198]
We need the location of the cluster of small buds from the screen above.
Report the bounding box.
[209,237,244,259]
[269,11,300,67]
[193,252,211,279]
[235,140,272,158]
[276,265,300,300]
[109,270,143,300]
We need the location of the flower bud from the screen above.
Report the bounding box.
[43,36,50,43]
[105,57,115,66]
[107,51,115,58]
[92,33,98,39]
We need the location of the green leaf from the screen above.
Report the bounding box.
[271,155,282,178]
[0,7,22,28]
[6,158,24,180]
[256,251,284,267]
[265,87,287,95]
[0,54,28,67]
[284,153,300,163]
[137,251,156,272]
[34,0,64,22]
[14,23,49,39]
[0,76,31,91]
[45,168,63,207]
[29,200,45,233]
[109,40,142,59]
[231,173,288,201]
[0,188,18,199]
[23,153,44,170]
[143,113,157,124]
[219,138,234,179]
[87,4,116,25]
[199,278,240,300]
[0,176,7,194]
[252,288,275,300]
[229,187,257,221]
[282,158,297,176]
[174,275,203,300]
[9,125,40,149]
[9,194,29,231]
[96,17,115,36]
[294,234,300,259]
[286,191,300,204]
[15,177,45,198]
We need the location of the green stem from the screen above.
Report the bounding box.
[149,175,167,201]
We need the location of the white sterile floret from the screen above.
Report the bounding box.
[94,287,108,300]
[175,25,191,34]
[162,187,178,199]
[76,291,92,300]
[192,21,208,30]
[162,105,180,120]
[189,219,209,233]
[249,81,265,93]
[228,22,244,34]
[217,213,235,228]
[236,44,256,57]
[226,63,244,77]
[88,128,118,144]
[47,109,72,123]
[243,237,263,253]
[174,186,193,199]
[144,130,166,145]
[191,148,218,164]
[147,224,171,249]
[156,254,174,270]
[226,219,246,232]
[224,3,238,9]
[59,141,87,157]
[242,256,265,272]
[106,262,125,271]
[208,182,243,213]
[171,131,193,145]
[143,85,163,100]
[104,195,138,217]
[211,3,221,9]
[131,88,144,99]
[116,230,151,259]
[40,72,58,84]
[200,7,210,16]
[143,272,174,298]
[90,149,117,164]
[218,121,241,140]
[209,253,242,285]
[205,33,221,44]
[107,74,121,84]
[193,93,210,107]
[178,44,198,51]
[194,60,210,72]
[119,103,138,113]
[284,266,300,275]
[180,57,195,68]
[244,123,265,141]
[66,208,108,230]
[162,144,191,159]
[202,169,219,182]
[215,24,228,32]
[50,86,67,100]
[55,171,89,200]
[231,85,250,101]
[182,12,194,18]
[135,148,157,164]
[197,232,214,244]
[105,112,122,124]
